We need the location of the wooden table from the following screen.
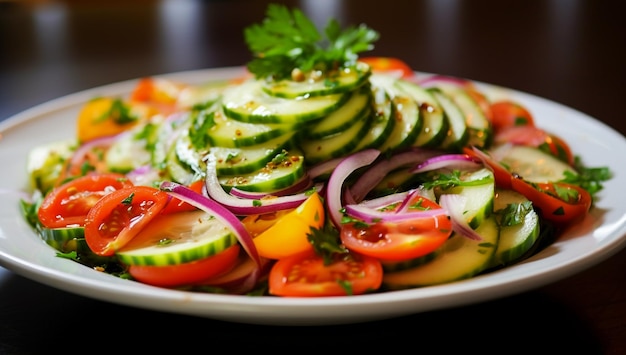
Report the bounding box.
[1,1,625,353]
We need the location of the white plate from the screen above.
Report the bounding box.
[1,67,626,326]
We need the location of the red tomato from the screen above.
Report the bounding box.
[494,125,574,166]
[339,195,452,261]
[127,245,241,287]
[544,133,575,166]
[160,179,204,214]
[358,57,415,79]
[37,173,133,229]
[490,100,535,133]
[510,178,592,225]
[268,251,383,297]
[84,186,168,256]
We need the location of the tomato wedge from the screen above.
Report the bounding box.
[84,185,168,256]
[127,245,241,287]
[358,57,415,79]
[268,251,383,297]
[243,191,325,259]
[510,178,592,225]
[37,173,133,229]
[490,100,535,133]
[340,195,452,261]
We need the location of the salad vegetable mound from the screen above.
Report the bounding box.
[21,4,611,297]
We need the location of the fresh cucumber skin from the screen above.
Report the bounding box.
[495,145,576,183]
[222,80,350,125]
[262,63,371,99]
[490,188,541,268]
[305,86,372,140]
[116,211,239,266]
[382,216,499,289]
[395,80,448,149]
[206,109,295,148]
[210,133,294,176]
[429,88,470,151]
[218,153,306,192]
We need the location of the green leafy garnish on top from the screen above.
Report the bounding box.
[244,3,379,81]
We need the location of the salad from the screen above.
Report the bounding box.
[21,4,611,297]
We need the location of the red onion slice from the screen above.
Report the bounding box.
[349,148,440,203]
[326,149,381,229]
[344,202,447,224]
[411,153,481,174]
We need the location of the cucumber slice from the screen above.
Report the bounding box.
[298,109,373,165]
[210,133,294,175]
[447,168,495,228]
[383,216,499,289]
[40,226,85,252]
[206,108,294,148]
[306,86,372,139]
[222,80,348,125]
[490,188,540,268]
[437,85,491,148]
[395,80,448,148]
[262,62,371,98]
[494,145,576,183]
[429,88,469,151]
[219,151,305,192]
[370,74,422,152]
[105,124,155,173]
[165,139,201,185]
[355,84,395,150]
[117,210,239,266]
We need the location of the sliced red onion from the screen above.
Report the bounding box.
[411,153,481,174]
[439,193,483,240]
[348,148,441,203]
[69,134,118,168]
[306,156,345,180]
[344,201,447,224]
[359,191,409,210]
[417,74,470,89]
[159,181,262,268]
[326,149,381,229]
[204,154,312,215]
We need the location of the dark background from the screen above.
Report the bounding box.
[1,1,625,354]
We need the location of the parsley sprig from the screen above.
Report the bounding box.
[244,4,379,80]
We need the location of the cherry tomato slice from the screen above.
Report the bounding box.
[510,178,592,225]
[128,245,241,287]
[268,251,383,297]
[84,185,168,256]
[490,100,535,133]
[37,173,133,229]
[339,195,452,261]
[358,57,415,79]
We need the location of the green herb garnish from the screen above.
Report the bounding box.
[244,3,379,80]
